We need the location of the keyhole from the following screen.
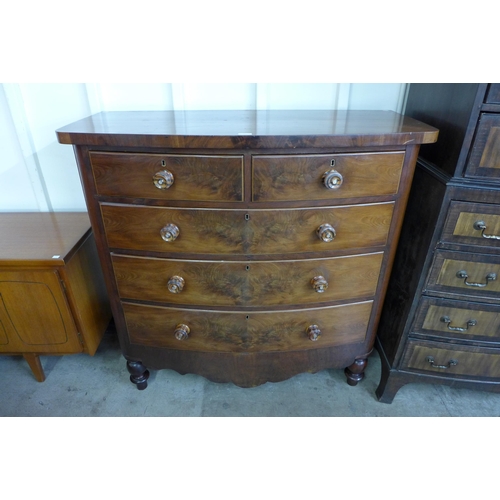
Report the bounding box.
[246,315,249,320]
[245,214,250,221]
[161,160,166,166]
[330,159,336,167]
[246,265,250,271]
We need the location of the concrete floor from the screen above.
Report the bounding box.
[2,326,500,417]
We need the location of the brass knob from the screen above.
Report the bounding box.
[153,170,174,190]
[311,276,328,293]
[306,324,321,341]
[160,223,179,242]
[317,223,336,242]
[322,169,343,189]
[168,276,185,294]
[174,324,190,341]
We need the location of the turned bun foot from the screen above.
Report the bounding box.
[344,358,368,386]
[126,360,150,390]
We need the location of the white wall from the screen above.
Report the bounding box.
[0,83,408,212]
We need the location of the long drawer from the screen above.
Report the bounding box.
[112,252,383,307]
[101,202,394,255]
[90,152,244,201]
[123,301,373,352]
[412,297,500,343]
[426,250,500,301]
[252,152,404,202]
[402,340,500,379]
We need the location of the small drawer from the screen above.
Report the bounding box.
[252,152,405,202]
[112,252,383,307]
[123,301,373,353]
[486,84,500,104]
[427,250,500,301]
[101,202,394,256]
[412,297,500,343]
[402,340,500,379]
[464,114,500,179]
[90,152,244,202]
[442,201,500,248]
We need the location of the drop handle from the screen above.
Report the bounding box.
[311,276,328,293]
[174,324,190,341]
[440,316,477,332]
[316,224,336,242]
[168,276,185,294]
[322,169,343,189]
[153,169,174,189]
[425,356,458,369]
[473,220,500,240]
[306,325,321,341]
[456,270,497,287]
[160,223,179,242]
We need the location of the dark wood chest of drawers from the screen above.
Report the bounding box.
[376,83,500,403]
[57,110,437,390]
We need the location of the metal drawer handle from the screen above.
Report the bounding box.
[440,316,477,332]
[425,356,458,369]
[456,270,497,287]
[473,220,500,240]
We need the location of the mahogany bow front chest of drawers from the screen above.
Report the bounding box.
[56,110,437,390]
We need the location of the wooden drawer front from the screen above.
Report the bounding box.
[413,297,500,343]
[486,84,500,104]
[403,340,500,379]
[112,252,383,307]
[123,301,373,353]
[252,152,404,202]
[465,114,500,179]
[102,202,394,255]
[90,152,244,202]
[427,251,500,300]
[443,201,500,248]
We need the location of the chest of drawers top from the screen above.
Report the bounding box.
[56,110,438,149]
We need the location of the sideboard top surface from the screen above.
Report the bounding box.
[0,212,91,265]
[56,110,438,149]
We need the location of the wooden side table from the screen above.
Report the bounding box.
[0,212,111,381]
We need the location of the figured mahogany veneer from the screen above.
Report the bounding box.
[57,110,437,390]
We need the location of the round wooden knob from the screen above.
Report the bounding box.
[153,170,174,190]
[306,324,321,341]
[168,276,185,293]
[160,223,179,242]
[316,223,336,242]
[322,169,343,189]
[174,324,190,341]
[311,276,328,293]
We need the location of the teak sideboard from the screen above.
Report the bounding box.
[56,110,438,390]
[0,212,111,381]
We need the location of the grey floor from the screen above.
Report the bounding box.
[2,326,500,417]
